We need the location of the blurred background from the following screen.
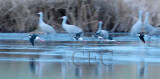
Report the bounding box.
[0,0,160,33]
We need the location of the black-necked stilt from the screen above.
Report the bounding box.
[29,34,44,46]
[73,32,83,41]
[92,32,101,39]
[137,32,145,43]
[73,32,86,41]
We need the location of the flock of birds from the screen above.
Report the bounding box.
[29,11,160,46]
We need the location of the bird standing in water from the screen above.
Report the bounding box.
[61,16,83,34]
[143,12,154,34]
[143,12,160,36]
[29,34,44,46]
[130,10,143,35]
[37,11,56,35]
[61,16,84,41]
[96,21,109,39]
[92,21,120,43]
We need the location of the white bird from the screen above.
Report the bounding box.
[143,12,154,34]
[149,27,160,36]
[143,12,160,36]
[37,12,56,35]
[92,21,120,43]
[96,21,109,39]
[130,10,143,35]
[61,16,83,34]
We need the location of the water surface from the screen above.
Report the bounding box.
[0,33,160,79]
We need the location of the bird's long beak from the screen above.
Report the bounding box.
[58,17,62,20]
[36,13,40,15]
[36,37,45,42]
[38,38,45,42]
[136,34,140,36]
[79,38,87,42]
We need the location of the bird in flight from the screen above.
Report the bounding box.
[29,34,45,46]
[137,32,145,43]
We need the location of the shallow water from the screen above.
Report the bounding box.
[0,33,160,79]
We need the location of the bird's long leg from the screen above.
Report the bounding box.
[147,35,151,43]
[113,41,121,43]
[48,34,52,41]
[99,38,120,44]
[99,38,108,43]
[45,33,51,45]
[72,34,76,41]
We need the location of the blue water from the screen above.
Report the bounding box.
[0,33,160,79]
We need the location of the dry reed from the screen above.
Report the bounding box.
[0,0,159,33]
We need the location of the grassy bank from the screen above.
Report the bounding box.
[0,0,159,33]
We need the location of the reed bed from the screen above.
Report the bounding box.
[0,0,159,33]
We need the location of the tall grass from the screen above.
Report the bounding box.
[0,0,159,33]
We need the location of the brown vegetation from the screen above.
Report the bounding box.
[0,0,159,33]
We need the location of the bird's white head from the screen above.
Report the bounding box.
[37,11,43,15]
[139,10,143,14]
[61,16,67,20]
[136,33,140,36]
[98,36,103,39]
[99,21,103,24]
[145,12,149,15]
[79,38,83,41]
[28,35,32,38]
[35,36,40,40]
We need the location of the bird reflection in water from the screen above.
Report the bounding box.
[138,62,148,79]
[75,67,82,78]
[29,58,36,74]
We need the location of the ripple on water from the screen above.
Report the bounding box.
[1,33,160,63]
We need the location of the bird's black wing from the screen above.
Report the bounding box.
[29,34,38,46]
[73,32,83,41]
[108,36,113,40]
[139,36,145,43]
[76,32,83,37]
[96,31,101,36]
[92,32,102,39]
[30,38,35,46]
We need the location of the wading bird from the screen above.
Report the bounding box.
[29,34,44,46]
[143,12,154,34]
[130,10,143,35]
[61,16,84,40]
[96,21,109,39]
[93,21,120,43]
[143,12,160,36]
[149,28,160,36]
[37,12,56,35]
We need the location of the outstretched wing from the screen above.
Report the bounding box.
[29,34,38,46]
[96,31,101,35]
[139,36,145,43]
[76,32,83,37]
[73,32,83,41]
[30,38,35,46]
